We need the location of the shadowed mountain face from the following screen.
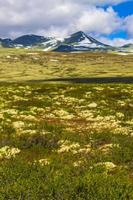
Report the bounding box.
[1,38,13,47]
[0,31,132,52]
[64,31,87,44]
[13,35,49,46]
[53,44,73,52]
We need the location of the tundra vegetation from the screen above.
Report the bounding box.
[0,48,133,81]
[0,48,133,199]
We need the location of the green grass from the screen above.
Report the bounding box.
[0,83,133,199]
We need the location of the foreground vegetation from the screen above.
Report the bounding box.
[0,82,133,199]
[0,48,133,81]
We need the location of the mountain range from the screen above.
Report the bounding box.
[0,31,132,53]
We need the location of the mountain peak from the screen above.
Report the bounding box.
[64,31,87,44]
[71,31,86,37]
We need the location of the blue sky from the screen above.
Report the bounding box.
[111,1,133,39]
[101,1,133,40]
[0,0,133,46]
[113,1,133,17]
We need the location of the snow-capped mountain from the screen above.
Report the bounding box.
[54,31,113,52]
[0,34,61,50]
[65,31,109,47]
[1,31,132,52]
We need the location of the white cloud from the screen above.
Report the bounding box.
[54,0,131,6]
[98,36,133,46]
[0,0,132,43]
[124,15,133,37]
[0,0,123,38]
[74,7,121,35]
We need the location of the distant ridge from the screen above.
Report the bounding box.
[0,31,132,52]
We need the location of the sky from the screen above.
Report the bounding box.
[0,0,133,46]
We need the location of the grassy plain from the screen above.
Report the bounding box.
[0,48,133,81]
[0,49,133,199]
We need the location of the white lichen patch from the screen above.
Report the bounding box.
[116,112,125,118]
[54,109,74,120]
[57,140,80,154]
[83,115,120,133]
[73,160,84,167]
[78,144,91,154]
[13,121,25,129]
[114,126,132,135]
[94,87,104,91]
[94,162,116,171]
[60,96,81,105]
[19,114,37,122]
[1,109,18,116]
[117,100,126,107]
[0,146,20,159]
[126,120,133,126]
[34,158,50,166]
[50,59,58,62]
[79,110,94,120]
[21,129,37,135]
[99,143,120,153]
[88,103,97,108]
